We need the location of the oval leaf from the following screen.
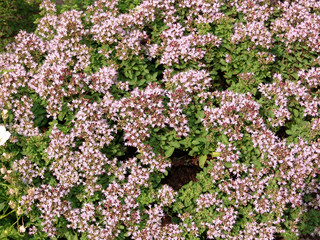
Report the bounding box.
[199,155,207,168]
[165,147,175,157]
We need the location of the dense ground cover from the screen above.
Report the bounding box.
[0,0,320,239]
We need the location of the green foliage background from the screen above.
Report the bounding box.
[0,0,43,51]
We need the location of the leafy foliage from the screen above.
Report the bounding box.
[0,0,42,51]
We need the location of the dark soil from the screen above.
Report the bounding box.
[161,212,173,226]
[217,70,230,91]
[162,165,200,191]
[161,149,202,191]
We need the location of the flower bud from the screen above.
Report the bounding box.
[1,109,8,120]
[3,174,11,182]
[3,71,9,78]
[2,153,10,159]
[8,200,16,209]
[6,102,12,109]
[27,187,35,195]
[0,167,6,174]
[19,225,26,233]
[9,188,14,195]
[17,207,23,215]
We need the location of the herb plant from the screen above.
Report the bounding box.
[0,0,320,239]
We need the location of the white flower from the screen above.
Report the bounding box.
[18,225,26,233]
[0,125,10,146]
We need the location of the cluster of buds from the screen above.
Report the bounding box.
[256,51,276,65]
[1,109,8,120]
[1,169,13,183]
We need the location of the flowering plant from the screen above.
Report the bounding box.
[0,0,320,239]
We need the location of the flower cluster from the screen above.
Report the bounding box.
[231,21,273,49]
[12,96,40,137]
[256,51,276,65]
[259,73,320,126]
[159,23,221,66]
[12,157,44,184]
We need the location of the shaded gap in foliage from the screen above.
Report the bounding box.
[161,149,201,191]
[275,126,289,140]
[273,233,285,240]
[118,146,138,162]
[71,137,85,152]
[209,69,229,92]
[161,211,173,226]
[218,70,230,91]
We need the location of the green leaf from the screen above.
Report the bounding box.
[225,162,232,168]
[221,135,229,144]
[153,72,158,78]
[190,146,199,155]
[0,202,6,212]
[203,149,209,155]
[293,109,299,117]
[128,71,133,79]
[58,109,66,121]
[225,72,233,78]
[192,139,200,145]
[286,130,292,135]
[211,152,221,158]
[251,88,257,95]
[65,231,78,240]
[165,147,175,157]
[196,111,205,119]
[80,233,89,240]
[199,155,207,168]
[170,141,180,148]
